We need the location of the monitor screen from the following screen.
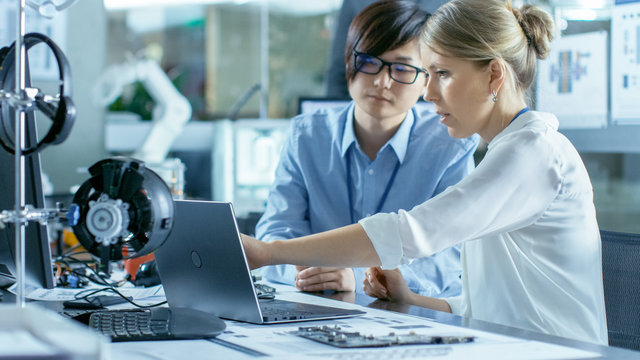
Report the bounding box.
[0,67,55,290]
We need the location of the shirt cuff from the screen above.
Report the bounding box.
[444,295,463,315]
[359,212,405,270]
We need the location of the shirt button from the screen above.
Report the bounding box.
[368,169,374,175]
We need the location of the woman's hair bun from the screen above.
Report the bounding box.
[514,4,554,59]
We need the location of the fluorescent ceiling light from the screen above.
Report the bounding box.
[105,0,238,10]
[269,0,342,15]
[104,0,342,15]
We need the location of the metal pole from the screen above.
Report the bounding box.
[259,0,268,119]
[14,0,28,308]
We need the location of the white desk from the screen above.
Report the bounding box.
[103,284,638,360]
[2,284,637,359]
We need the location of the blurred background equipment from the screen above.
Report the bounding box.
[26,0,79,19]
[93,57,191,198]
[212,118,289,218]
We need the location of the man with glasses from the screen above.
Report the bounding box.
[326,0,449,98]
[256,0,478,296]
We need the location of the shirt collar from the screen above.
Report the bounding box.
[340,103,358,157]
[488,110,559,148]
[340,104,415,164]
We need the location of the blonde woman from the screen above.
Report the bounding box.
[241,0,607,345]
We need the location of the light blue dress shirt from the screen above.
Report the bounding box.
[255,102,479,297]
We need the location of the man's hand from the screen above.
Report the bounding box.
[363,267,413,303]
[295,266,356,292]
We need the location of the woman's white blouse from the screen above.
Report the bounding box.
[359,111,608,344]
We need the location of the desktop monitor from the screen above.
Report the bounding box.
[298,97,351,114]
[0,68,55,290]
[297,96,435,115]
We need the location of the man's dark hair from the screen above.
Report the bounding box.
[344,0,431,83]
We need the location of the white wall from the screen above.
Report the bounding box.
[40,0,108,194]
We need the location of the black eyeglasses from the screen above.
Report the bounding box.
[353,50,425,85]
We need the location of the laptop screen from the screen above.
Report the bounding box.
[155,200,365,324]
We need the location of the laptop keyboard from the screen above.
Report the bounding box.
[259,299,364,323]
[260,304,316,321]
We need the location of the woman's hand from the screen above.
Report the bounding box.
[364,267,453,313]
[240,234,270,270]
[363,267,413,303]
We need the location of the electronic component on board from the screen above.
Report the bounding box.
[291,325,474,348]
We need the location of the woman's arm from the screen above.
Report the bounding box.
[242,223,381,269]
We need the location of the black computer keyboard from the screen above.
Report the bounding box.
[86,307,226,342]
[89,308,171,341]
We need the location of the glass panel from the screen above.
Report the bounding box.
[101,0,640,231]
[104,2,338,120]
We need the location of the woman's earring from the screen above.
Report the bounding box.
[492,89,498,103]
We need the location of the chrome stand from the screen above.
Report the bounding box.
[13,0,28,309]
[0,0,67,307]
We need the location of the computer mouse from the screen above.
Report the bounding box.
[134,259,162,287]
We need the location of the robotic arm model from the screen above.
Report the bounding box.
[94,59,192,164]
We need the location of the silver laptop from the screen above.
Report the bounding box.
[154,200,365,324]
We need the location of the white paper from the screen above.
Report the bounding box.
[536,31,608,129]
[112,339,251,360]
[611,0,640,123]
[213,288,601,360]
[8,282,164,301]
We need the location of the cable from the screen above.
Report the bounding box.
[55,254,166,308]
[55,255,111,285]
[73,286,167,309]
